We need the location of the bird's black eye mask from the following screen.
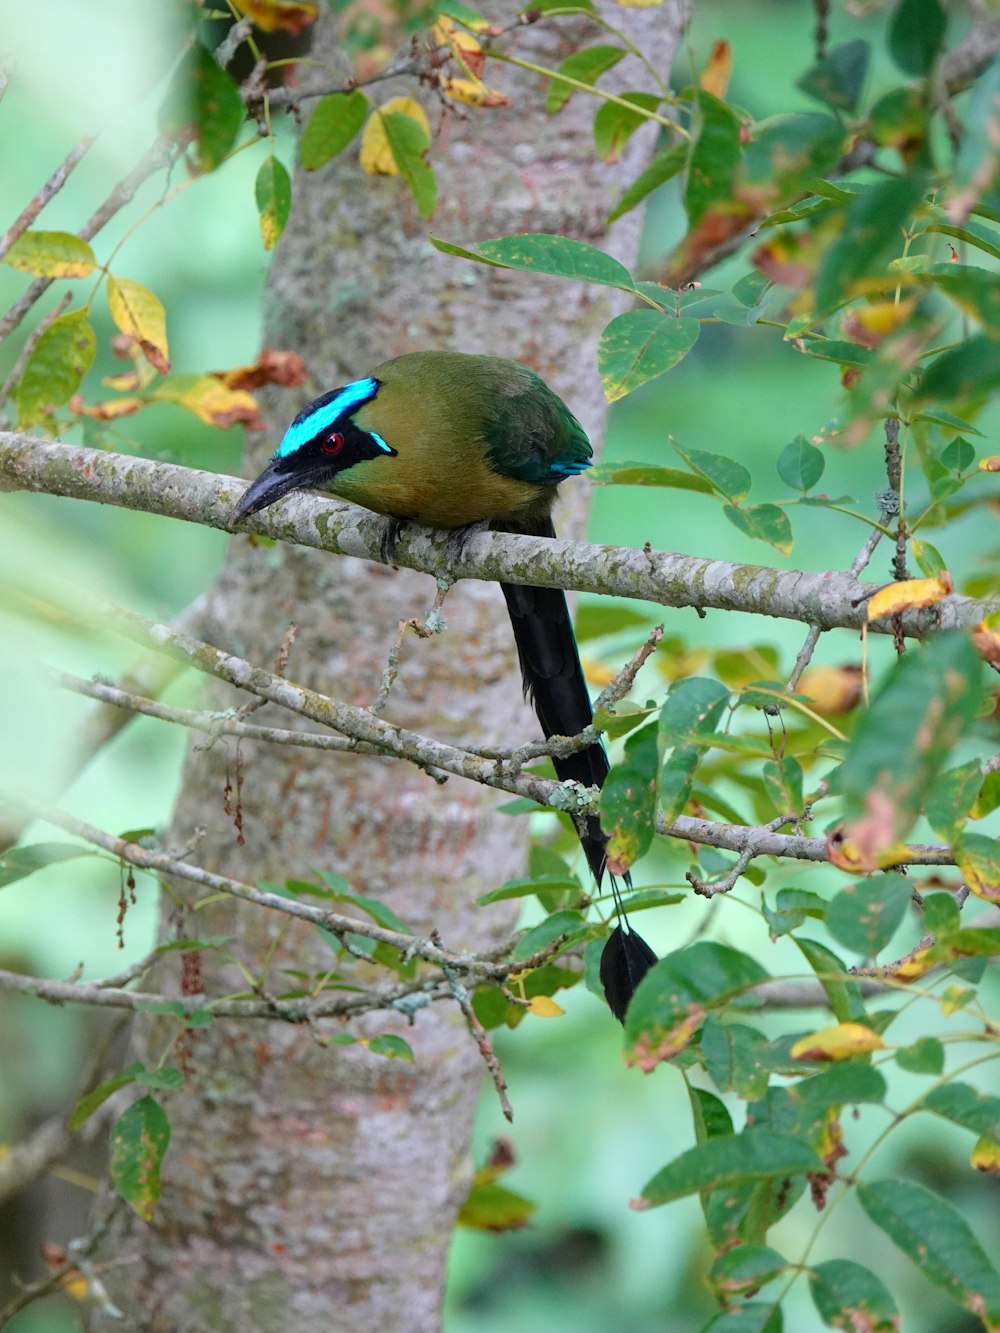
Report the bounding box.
[273,376,392,462]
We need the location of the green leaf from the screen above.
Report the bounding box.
[658,677,730,820]
[574,602,651,641]
[922,1082,1000,1143]
[640,1130,822,1208]
[171,43,245,173]
[700,1304,783,1333]
[593,91,660,163]
[601,723,661,871]
[895,1035,944,1074]
[457,1179,536,1230]
[857,1179,1000,1324]
[673,445,751,501]
[685,89,742,228]
[723,504,793,555]
[917,333,1000,403]
[625,941,769,1061]
[826,874,912,958]
[471,232,635,292]
[3,230,97,278]
[710,1243,790,1295]
[318,876,414,933]
[912,537,947,577]
[381,111,436,218]
[871,86,927,154]
[546,45,625,115]
[110,1096,171,1222]
[940,436,976,472]
[598,310,700,401]
[255,157,292,250]
[0,842,92,888]
[761,756,803,817]
[607,144,687,222]
[70,1063,145,1130]
[365,1034,414,1062]
[15,307,96,427]
[300,90,369,169]
[593,701,659,740]
[776,435,825,491]
[701,1017,772,1099]
[925,759,982,840]
[763,887,826,939]
[690,1085,735,1142]
[913,407,984,437]
[831,632,983,839]
[809,1259,899,1333]
[927,264,1000,339]
[951,55,1000,210]
[814,175,927,316]
[476,875,580,905]
[733,271,773,308]
[924,218,1000,263]
[512,909,585,961]
[889,0,948,76]
[588,461,715,493]
[794,937,866,1023]
[796,39,870,113]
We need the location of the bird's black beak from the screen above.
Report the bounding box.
[231,458,301,526]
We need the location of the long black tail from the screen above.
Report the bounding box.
[499,576,611,884]
[497,515,657,1023]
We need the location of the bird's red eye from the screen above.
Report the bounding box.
[322,432,344,454]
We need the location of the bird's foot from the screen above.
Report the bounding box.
[378,516,407,564]
[443,519,491,565]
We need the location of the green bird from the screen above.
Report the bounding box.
[231,351,655,1020]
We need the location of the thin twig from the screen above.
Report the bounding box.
[0,135,179,344]
[0,134,98,263]
[786,525,885,691]
[442,964,514,1122]
[593,623,664,712]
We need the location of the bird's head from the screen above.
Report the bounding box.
[231,375,396,524]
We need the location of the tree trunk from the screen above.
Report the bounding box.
[88,8,686,1329]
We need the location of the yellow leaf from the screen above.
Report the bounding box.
[149,375,262,429]
[231,0,317,34]
[433,17,485,77]
[866,573,953,621]
[106,276,170,375]
[359,97,430,177]
[798,663,863,716]
[525,995,564,1018]
[71,395,144,421]
[441,77,512,108]
[581,656,617,687]
[978,455,1000,472]
[972,1135,1000,1175]
[972,618,1000,668]
[699,40,732,98]
[3,230,96,278]
[842,299,916,348]
[790,1022,884,1062]
[895,946,933,981]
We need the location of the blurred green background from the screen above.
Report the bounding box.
[1,3,996,1331]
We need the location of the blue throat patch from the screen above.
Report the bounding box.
[275,376,386,459]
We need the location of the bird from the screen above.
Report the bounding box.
[231,350,656,1021]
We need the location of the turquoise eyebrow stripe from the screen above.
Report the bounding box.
[275,377,379,458]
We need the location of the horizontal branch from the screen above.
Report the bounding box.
[45,603,959,873]
[1,435,995,637]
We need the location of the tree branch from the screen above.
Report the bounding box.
[1,434,994,638]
